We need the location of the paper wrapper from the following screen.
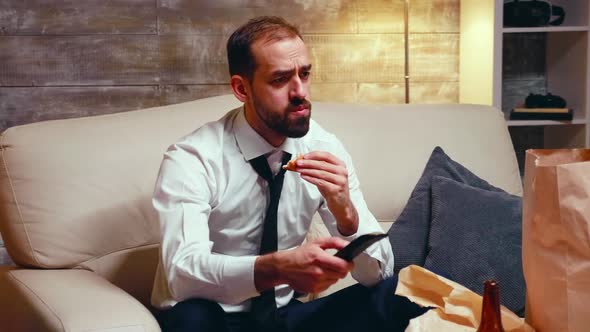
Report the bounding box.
[523,149,590,331]
[396,265,534,332]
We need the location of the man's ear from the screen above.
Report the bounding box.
[230,75,249,103]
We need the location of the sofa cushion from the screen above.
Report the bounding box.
[388,146,505,273]
[424,176,525,316]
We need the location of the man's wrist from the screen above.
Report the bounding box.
[335,201,359,236]
[254,252,283,292]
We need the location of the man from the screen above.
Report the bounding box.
[151,16,426,332]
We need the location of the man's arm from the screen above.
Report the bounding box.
[254,237,353,294]
[294,151,359,236]
[294,148,394,285]
[154,145,259,305]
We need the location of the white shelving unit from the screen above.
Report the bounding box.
[506,118,587,127]
[460,0,590,149]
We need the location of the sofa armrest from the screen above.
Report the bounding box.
[0,266,160,332]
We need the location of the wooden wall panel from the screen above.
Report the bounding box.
[0,87,160,130]
[159,0,356,35]
[0,85,238,131]
[357,0,405,33]
[0,36,159,86]
[158,0,270,35]
[357,0,459,33]
[311,83,358,103]
[0,0,460,127]
[160,84,232,105]
[410,82,458,103]
[410,0,460,33]
[409,34,459,81]
[306,34,405,83]
[271,0,357,34]
[358,82,458,104]
[358,83,406,104]
[160,35,228,84]
[0,0,157,35]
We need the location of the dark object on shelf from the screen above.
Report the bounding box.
[504,0,565,27]
[510,107,573,121]
[525,92,567,108]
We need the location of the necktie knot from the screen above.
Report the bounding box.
[249,152,291,184]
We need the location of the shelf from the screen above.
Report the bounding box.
[506,118,587,127]
[503,26,589,33]
[460,0,590,148]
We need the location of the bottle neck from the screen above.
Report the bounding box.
[478,280,505,332]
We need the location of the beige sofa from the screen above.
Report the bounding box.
[0,94,522,331]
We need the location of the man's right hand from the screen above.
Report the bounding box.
[254,237,353,294]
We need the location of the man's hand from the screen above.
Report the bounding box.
[295,151,358,235]
[254,237,353,294]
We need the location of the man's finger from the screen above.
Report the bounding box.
[314,236,349,250]
[301,151,345,167]
[299,171,342,189]
[297,158,343,175]
[313,251,353,274]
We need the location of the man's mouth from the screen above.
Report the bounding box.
[292,105,308,112]
[289,106,309,118]
[289,100,312,114]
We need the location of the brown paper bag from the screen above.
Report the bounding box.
[523,149,590,332]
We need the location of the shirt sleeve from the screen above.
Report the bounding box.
[153,142,259,305]
[316,138,394,286]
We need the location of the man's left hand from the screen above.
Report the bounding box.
[294,151,358,235]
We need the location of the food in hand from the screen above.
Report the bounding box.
[283,154,304,171]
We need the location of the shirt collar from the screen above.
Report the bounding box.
[233,107,298,161]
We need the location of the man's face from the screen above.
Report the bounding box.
[244,36,312,144]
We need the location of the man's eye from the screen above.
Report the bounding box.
[273,77,288,84]
[301,71,311,80]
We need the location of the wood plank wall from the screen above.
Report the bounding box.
[0,0,459,131]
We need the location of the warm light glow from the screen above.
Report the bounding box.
[459,0,495,105]
[306,0,459,104]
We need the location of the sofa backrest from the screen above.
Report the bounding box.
[0,95,521,307]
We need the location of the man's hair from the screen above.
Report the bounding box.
[227,16,303,80]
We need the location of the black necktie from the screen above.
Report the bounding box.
[249,152,291,331]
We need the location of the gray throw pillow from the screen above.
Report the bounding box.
[388,146,504,274]
[424,176,525,316]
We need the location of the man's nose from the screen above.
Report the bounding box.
[289,76,308,100]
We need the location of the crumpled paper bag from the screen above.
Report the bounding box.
[395,265,534,332]
[523,149,590,332]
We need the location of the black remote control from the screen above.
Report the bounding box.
[334,232,388,262]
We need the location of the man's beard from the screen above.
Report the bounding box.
[253,96,312,138]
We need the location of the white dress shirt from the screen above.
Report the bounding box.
[151,106,394,312]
